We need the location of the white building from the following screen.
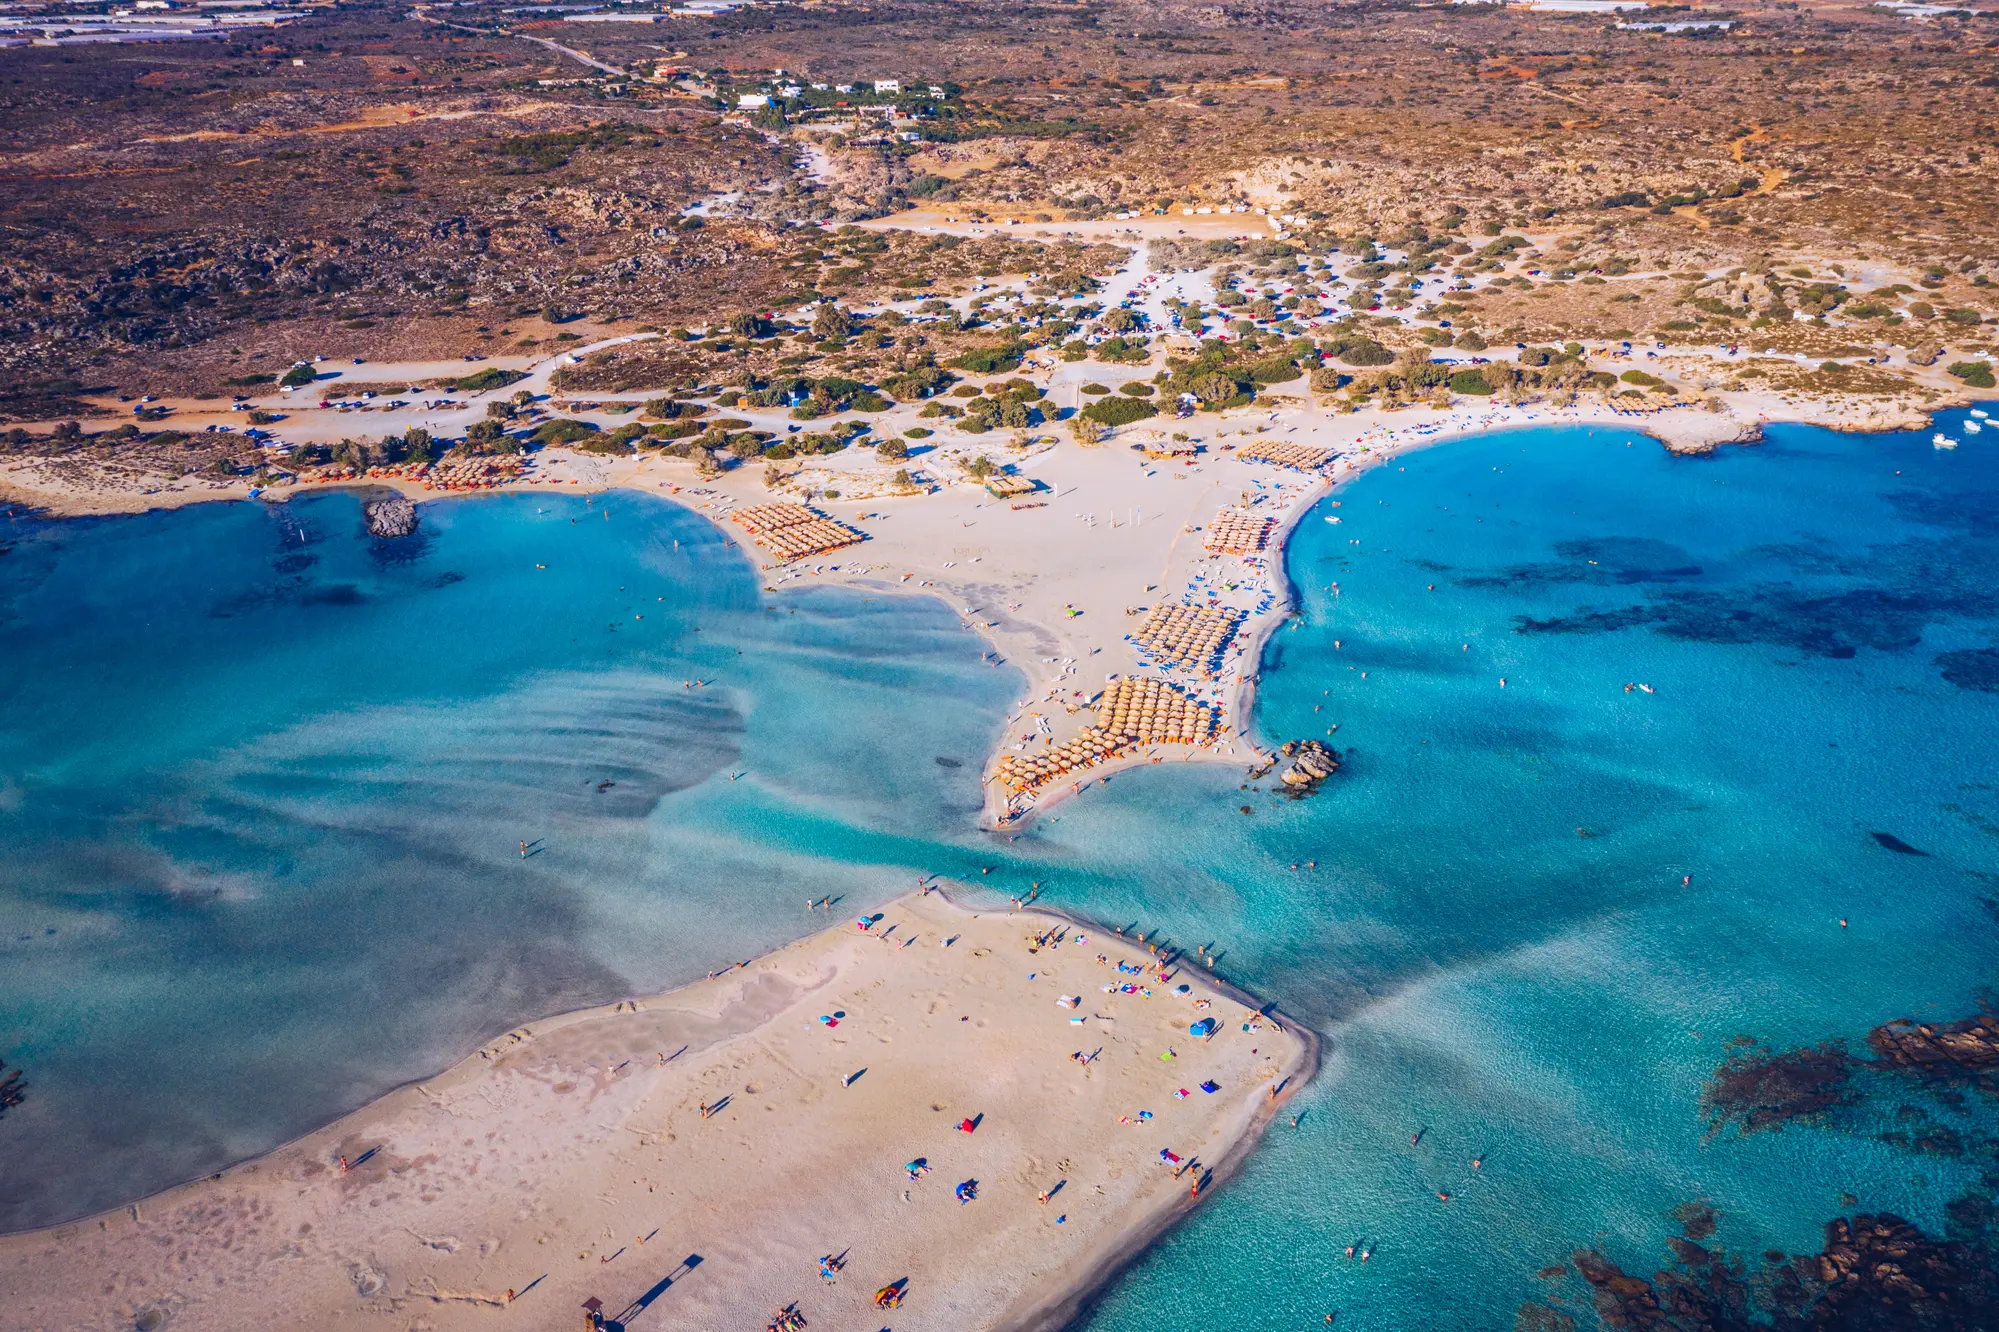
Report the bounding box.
[926,84,945,97]
[737,93,770,108]
[873,78,900,94]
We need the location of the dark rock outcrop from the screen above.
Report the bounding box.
[1274,739,1341,794]
[1868,1014,1999,1079]
[1546,1204,1999,1332]
[363,493,418,539]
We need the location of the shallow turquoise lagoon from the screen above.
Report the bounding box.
[0,490,1016,1228]
[3,413,1996,1329]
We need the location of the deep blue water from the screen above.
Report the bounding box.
[3,412,1997,1330]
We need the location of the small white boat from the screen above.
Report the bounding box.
[1965,421,1983,434]
[1973,409,1990,419]
[1935,433,1958,450]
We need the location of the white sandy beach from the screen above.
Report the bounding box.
[0,326,1948,825]
[0,891,1310,1332]
[0,227,1966,824]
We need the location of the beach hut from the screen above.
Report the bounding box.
[984,473,1041,500]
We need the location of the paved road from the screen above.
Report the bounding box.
[518,33,624,77]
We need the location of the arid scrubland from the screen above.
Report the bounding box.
[0,0,1993,415]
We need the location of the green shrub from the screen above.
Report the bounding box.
[951,342,1027,374]
[1186,371,1244,406]
[885,365,954,399]
[1081,383,1111,395]
[1080,395,1158,427]
[454,368,528,393]
[279,365,317,388]
[1620,369,1664,388]
[533,418,601,446]
[1947,360,1996,388]
[1093,336,1151,364]
[1448,369,1495,396]
[643,398,708,421]
[1120,382,1155,397]
[1335,339,1393,367]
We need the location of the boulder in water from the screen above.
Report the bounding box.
[1273,739,1341,795]
[363,494,418,539]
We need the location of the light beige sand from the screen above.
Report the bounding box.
[0,891,1309,1332]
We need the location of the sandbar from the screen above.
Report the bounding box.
[0,890,1310,1332]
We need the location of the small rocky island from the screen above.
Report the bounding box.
[1272,739,1341,795]
[362,493,418,539]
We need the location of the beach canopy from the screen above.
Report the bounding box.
[1189,1017,1219,1037]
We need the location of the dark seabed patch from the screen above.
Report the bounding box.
[1542,1006,1999,1329]
[1937,648,1999,693]
[1702,1039,1858,1136]
[1503,494,1999,661]
[1872,832,1931,856]
[302,583,366,606]
[1522,1204,1999,1332]
[1516,583,1994,660]
[1704,1010,1999,1139]
[1456,537,1705,591]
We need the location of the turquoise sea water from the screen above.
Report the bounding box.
[1043,413,1999,1329]
[3,414,1997,1328]
[0,491,1016,1228]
